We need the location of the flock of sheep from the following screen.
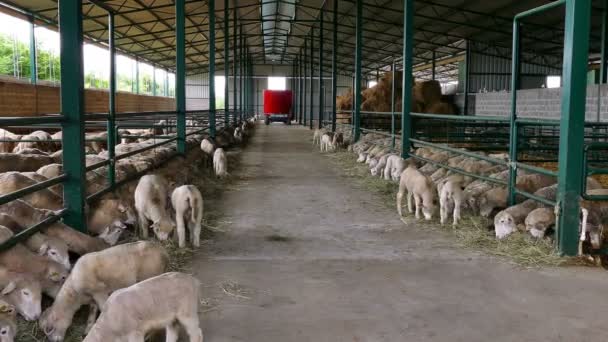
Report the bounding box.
[0,117,256,341]
[313,128,607,256]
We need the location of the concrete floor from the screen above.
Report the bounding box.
[188,123,608,342]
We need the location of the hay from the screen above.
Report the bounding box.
[325,149,586,268]
[414,80,442,106]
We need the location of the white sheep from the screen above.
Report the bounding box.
[40,241,168,342]
[213,148,229,178]
[0,267,41,321]
[371,154,394,177]
[171,185,204,248]
[312,128,325,146]
[384,155,406,182]
[320,133,335,152]
[0,214,70,270]
[0,299,16,342]
[0,226,68,298]
[525,207,555,239]
[134,175,175,241]
[83,272,203,342]
[438,175,466,226]
[396,165,437,220]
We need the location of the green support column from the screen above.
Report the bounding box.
[601,2,608,84]
[107,13,116,187]
[176,0,186,154]
[240,25,244,121]
[557,0,592,256]
[135,57,140,94]
[401,0,414,157]
[309,30,314,130]
[507,22,521,206]
[209,0,216,137]
[318,8,324,130]
[59,0,87,232]
[300,52,304,125]
[302,38,308,126]
[224,0,230,125]
[331,0,337,133]
[29,18,37,84]
[353,0,362,141]
[233,6,237,123]
[464,40,471,115]
[391,58,396,149]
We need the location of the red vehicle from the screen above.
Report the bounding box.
[263,90,293,125]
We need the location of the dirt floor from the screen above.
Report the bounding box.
[187,123,608,342]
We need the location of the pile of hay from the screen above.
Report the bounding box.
[336,75,455,115]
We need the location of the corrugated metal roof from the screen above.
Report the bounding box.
[0,0,605,80]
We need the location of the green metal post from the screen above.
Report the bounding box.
[309,29,314,130]
[300,51,304,125]
[303,43,307,126]
[353,0,362,141]
[224,0,229,125]
[135,57,140,94]
[331,0,337,133]
[233,6,237,123]
[176,0,186,154]
[59,0,87,232]
[107,13,116,187]
[557,0,591,256]
[29,18,37,84]
[209,0,216,137]
[318,8,324,130]
[507,22,521,206]
[240,25,244,121]
[601,2,608,84]
[464,40,471,115]
[391,58,396,150]
[401,0,414,157]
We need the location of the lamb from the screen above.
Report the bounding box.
[0,267,41,321]
[0,299,16,342]
[40,241,168,342]
[0,200,108,255]
[0,214,70,270]
[525,207,555,239]
[396,165,437,220]
[82,272,203,342]
[438,175,466,226]
[0,172,62,210]
[213,148,229,178]
[463,170,509,212]
[0,226,68,298]
[200,138,215,156]
[0,128,21,153]
[312,128,326,146]
[371,154,394,177]
[383,155,406,182]
[87,198,136,245]
[171,185,204,248]
[494,185,557,239]
[134,175,175,241]
[357,152,368,163]
[233,127,243,144]
[320,133,335,152]
[493,178,602,239]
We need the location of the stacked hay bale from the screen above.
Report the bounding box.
[413,80,456,115]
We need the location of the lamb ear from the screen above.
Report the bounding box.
[1,281,16,295]
[38,243,49,255]
[118,203,127,213]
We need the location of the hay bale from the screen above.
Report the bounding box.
[424,102,456,115]
[414,80,442,105]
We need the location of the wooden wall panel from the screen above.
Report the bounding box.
[0,79,175,116]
